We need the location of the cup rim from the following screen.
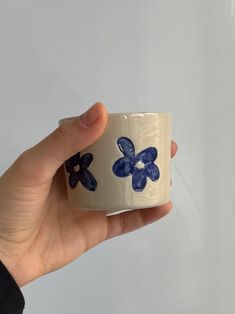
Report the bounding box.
[59,112,171,124]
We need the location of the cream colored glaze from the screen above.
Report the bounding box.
[59,113,171,212]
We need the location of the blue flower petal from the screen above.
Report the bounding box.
[79,153,93,168]
[80,169,97,191]
[117,137,135,157]
[69,171,80,189]
[65,152,80,172]
[112,157,132,177]
[146,163,160,181]
[132,168,147,192]
[70,152,81,164]
[135,147,157,164]
[65,159,74,173]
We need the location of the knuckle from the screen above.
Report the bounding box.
[57,123,68,141]
[55,123,70,151]
[13,150,36,182]
[139,209,146,226]
[57,124,74,154]
[57,119,83,156]
[15,150,31,171]
[119,214,126,235]
[14,150,46,185]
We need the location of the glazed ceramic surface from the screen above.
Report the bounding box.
[59,112,171,212]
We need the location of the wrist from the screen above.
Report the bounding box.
[0,252,23,287]
[0,259,25,312]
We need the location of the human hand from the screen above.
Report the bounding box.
[0,103,178,287]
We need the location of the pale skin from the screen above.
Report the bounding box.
[0,103,178,287]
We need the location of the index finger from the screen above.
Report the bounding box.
[171,140,178,157]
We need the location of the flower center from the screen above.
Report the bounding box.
[74,164,80,172]
[135,160,145,169]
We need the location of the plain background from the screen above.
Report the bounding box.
[0,1,234,313]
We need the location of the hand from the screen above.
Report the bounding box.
[0,103,178,287]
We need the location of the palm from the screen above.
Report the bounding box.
[19,166,108,284]
[1,159,175,287]
[1,152,176,287]
[1,161,170,288]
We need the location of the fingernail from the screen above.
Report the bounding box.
[80,103,102,128]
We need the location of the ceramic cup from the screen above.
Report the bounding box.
[59,112,171,213]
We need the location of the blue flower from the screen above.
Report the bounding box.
[112,137,160,192]
[65,152,97,191]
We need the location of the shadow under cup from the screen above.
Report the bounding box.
[59,112,171,214]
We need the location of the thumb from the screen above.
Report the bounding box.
[6,102,108,186]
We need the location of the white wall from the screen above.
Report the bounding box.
[0,1,234,313]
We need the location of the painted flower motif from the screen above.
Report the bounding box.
[65,152,97,191]
[112,137,160,192]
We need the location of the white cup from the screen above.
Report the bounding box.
[59,112,171,213]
